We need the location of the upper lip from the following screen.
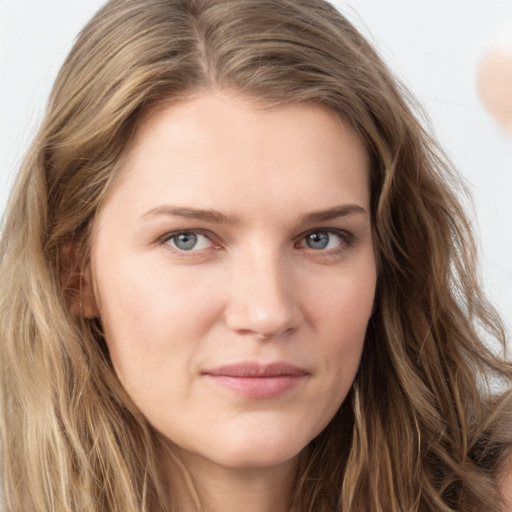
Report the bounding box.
[202,362,309,378]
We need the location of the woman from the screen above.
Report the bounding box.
[0,0,511,510]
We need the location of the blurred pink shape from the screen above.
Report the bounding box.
[477,47,512,138]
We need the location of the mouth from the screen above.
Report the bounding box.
[202,362,309,398]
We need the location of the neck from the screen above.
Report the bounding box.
[163,445,298,512]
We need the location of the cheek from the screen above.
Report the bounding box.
[285,292,371,446]
[314,269,375,386]
[312,264,375,339]
[92,257,222,387]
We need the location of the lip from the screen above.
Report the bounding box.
[202,362,309,398]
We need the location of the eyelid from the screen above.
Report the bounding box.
[155,227,355,256]
[295,228,356,262]
[296,228,353,242]
[158,229,221,251]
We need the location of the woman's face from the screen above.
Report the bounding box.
[86,93,376,473]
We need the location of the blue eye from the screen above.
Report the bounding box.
[301,231,345,250]
[165,232,213,251]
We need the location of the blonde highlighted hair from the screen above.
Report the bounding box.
[0,0,511,510]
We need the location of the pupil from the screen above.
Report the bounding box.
[307,232,329,250]
[175,233,197,250]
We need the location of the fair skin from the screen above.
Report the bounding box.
[82,92,377,512]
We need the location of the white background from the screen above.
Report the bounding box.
[1,1,511,330]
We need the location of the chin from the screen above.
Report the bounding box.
[201,425,313,470]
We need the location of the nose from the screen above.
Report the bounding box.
[224,249,303,340]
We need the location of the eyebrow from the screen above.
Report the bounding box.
[141,204,368,225]
[141,206,239,225]
[298,204,368,224]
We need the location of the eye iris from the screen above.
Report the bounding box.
[174,233,198,250]
[306,232,330,250]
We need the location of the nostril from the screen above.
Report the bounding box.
[224,291,302,339]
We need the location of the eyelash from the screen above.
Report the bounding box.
[159,230,219,253]
[158,228,354,256]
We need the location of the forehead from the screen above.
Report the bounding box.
[98,92,370,223]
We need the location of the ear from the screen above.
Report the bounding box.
[61,242,99,318]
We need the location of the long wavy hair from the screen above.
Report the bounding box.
[0,0,511,510]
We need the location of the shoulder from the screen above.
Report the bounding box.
[498,453,512,512]
[496,390,512,511]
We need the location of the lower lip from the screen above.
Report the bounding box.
[205,375,306,398]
